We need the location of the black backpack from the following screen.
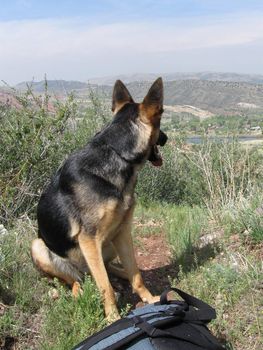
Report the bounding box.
[72,288,224,350]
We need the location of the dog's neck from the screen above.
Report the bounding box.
[107,143,147,165]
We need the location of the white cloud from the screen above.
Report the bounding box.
[0,11,263,84]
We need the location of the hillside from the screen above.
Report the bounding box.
[6,75,263,116]
[164,80,263,114]
[88,71,263,85]
[15,80,90,93]
[111,80,263,114]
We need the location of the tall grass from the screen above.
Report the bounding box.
[137,137,262,212]
[183,139,262,213]
[41,277,105,350]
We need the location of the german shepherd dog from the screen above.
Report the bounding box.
[31,78,167,320]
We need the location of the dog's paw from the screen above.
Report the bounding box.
[106,310,121,324]
[72,281,83,298]
[136,301,146,309]
[142,295,160,304]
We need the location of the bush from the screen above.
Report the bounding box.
[41,276,105,350]
[1,87,262,225]
[220,195,263,243]
[0,87,111,225]
[137,137,263,212]
[137,144,206,205]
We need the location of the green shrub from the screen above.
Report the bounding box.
[0,87,111,225]
[137,137,262,210]
[165,205,208,265]
[220,195,263,243]
[0,221,49,341]
[1,87,262,225]
[137,143,206,205]
[41,277,105,350]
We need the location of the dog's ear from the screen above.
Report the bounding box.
[112,80,134,114]
[140,77,163,125]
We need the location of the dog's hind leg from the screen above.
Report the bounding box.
[107,260,128,280]
[31,238,83,295]
[103,242,128,280]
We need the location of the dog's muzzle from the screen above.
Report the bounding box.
[148,130,168,167]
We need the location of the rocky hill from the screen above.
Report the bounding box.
[7,74,263,116]
[109,80,263,115]
[88,72,263,85]
[15,80,90,93]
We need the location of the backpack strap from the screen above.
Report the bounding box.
[103,312,183,350]
[73,289,221,350]
[72,318,133,350]
[73,305,182,350]
[160,287,216,323]
[131,315,223,350]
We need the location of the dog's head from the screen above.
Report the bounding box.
[111,78,167,167]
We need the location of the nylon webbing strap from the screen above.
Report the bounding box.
[132,315,221,350]
[72,288,222,350]
[104,314,182,350]
[72,318,134,350]
[160,287,216,322]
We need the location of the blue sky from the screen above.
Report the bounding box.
[1,0,263,84]
[1,0,263,22]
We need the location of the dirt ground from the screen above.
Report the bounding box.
[110,231,176,308]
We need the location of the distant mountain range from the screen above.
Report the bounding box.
[117,80,263,115]
[15,80,91,93]
[15,71,263,92]
[5,72,263,116]
[87,72,263,85]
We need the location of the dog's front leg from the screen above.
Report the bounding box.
[78,232,120,321]
[113,208,159,304]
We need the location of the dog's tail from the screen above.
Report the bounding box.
[31,238,83,285]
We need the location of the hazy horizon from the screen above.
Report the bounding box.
[3,70,262,86]
[1,0,263,85]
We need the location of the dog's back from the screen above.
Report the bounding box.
[37,103,147,258]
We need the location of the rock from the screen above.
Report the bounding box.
[0,224,7,235]
[48,288,59,300]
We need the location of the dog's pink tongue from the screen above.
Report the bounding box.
[151,157,163,167]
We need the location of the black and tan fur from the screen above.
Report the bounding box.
[31,78,167,320]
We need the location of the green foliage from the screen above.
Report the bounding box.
[165,205,207,258]
[1,87,262,349]
[168,113,263,135]
[137,137,262,212]
[137,143,206,206]
[176,251,263,349]
[0,86,111,225]
[41,277,105,350]
[220,196,263,243]
[1,86,262,224]
[0,221,50,342]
